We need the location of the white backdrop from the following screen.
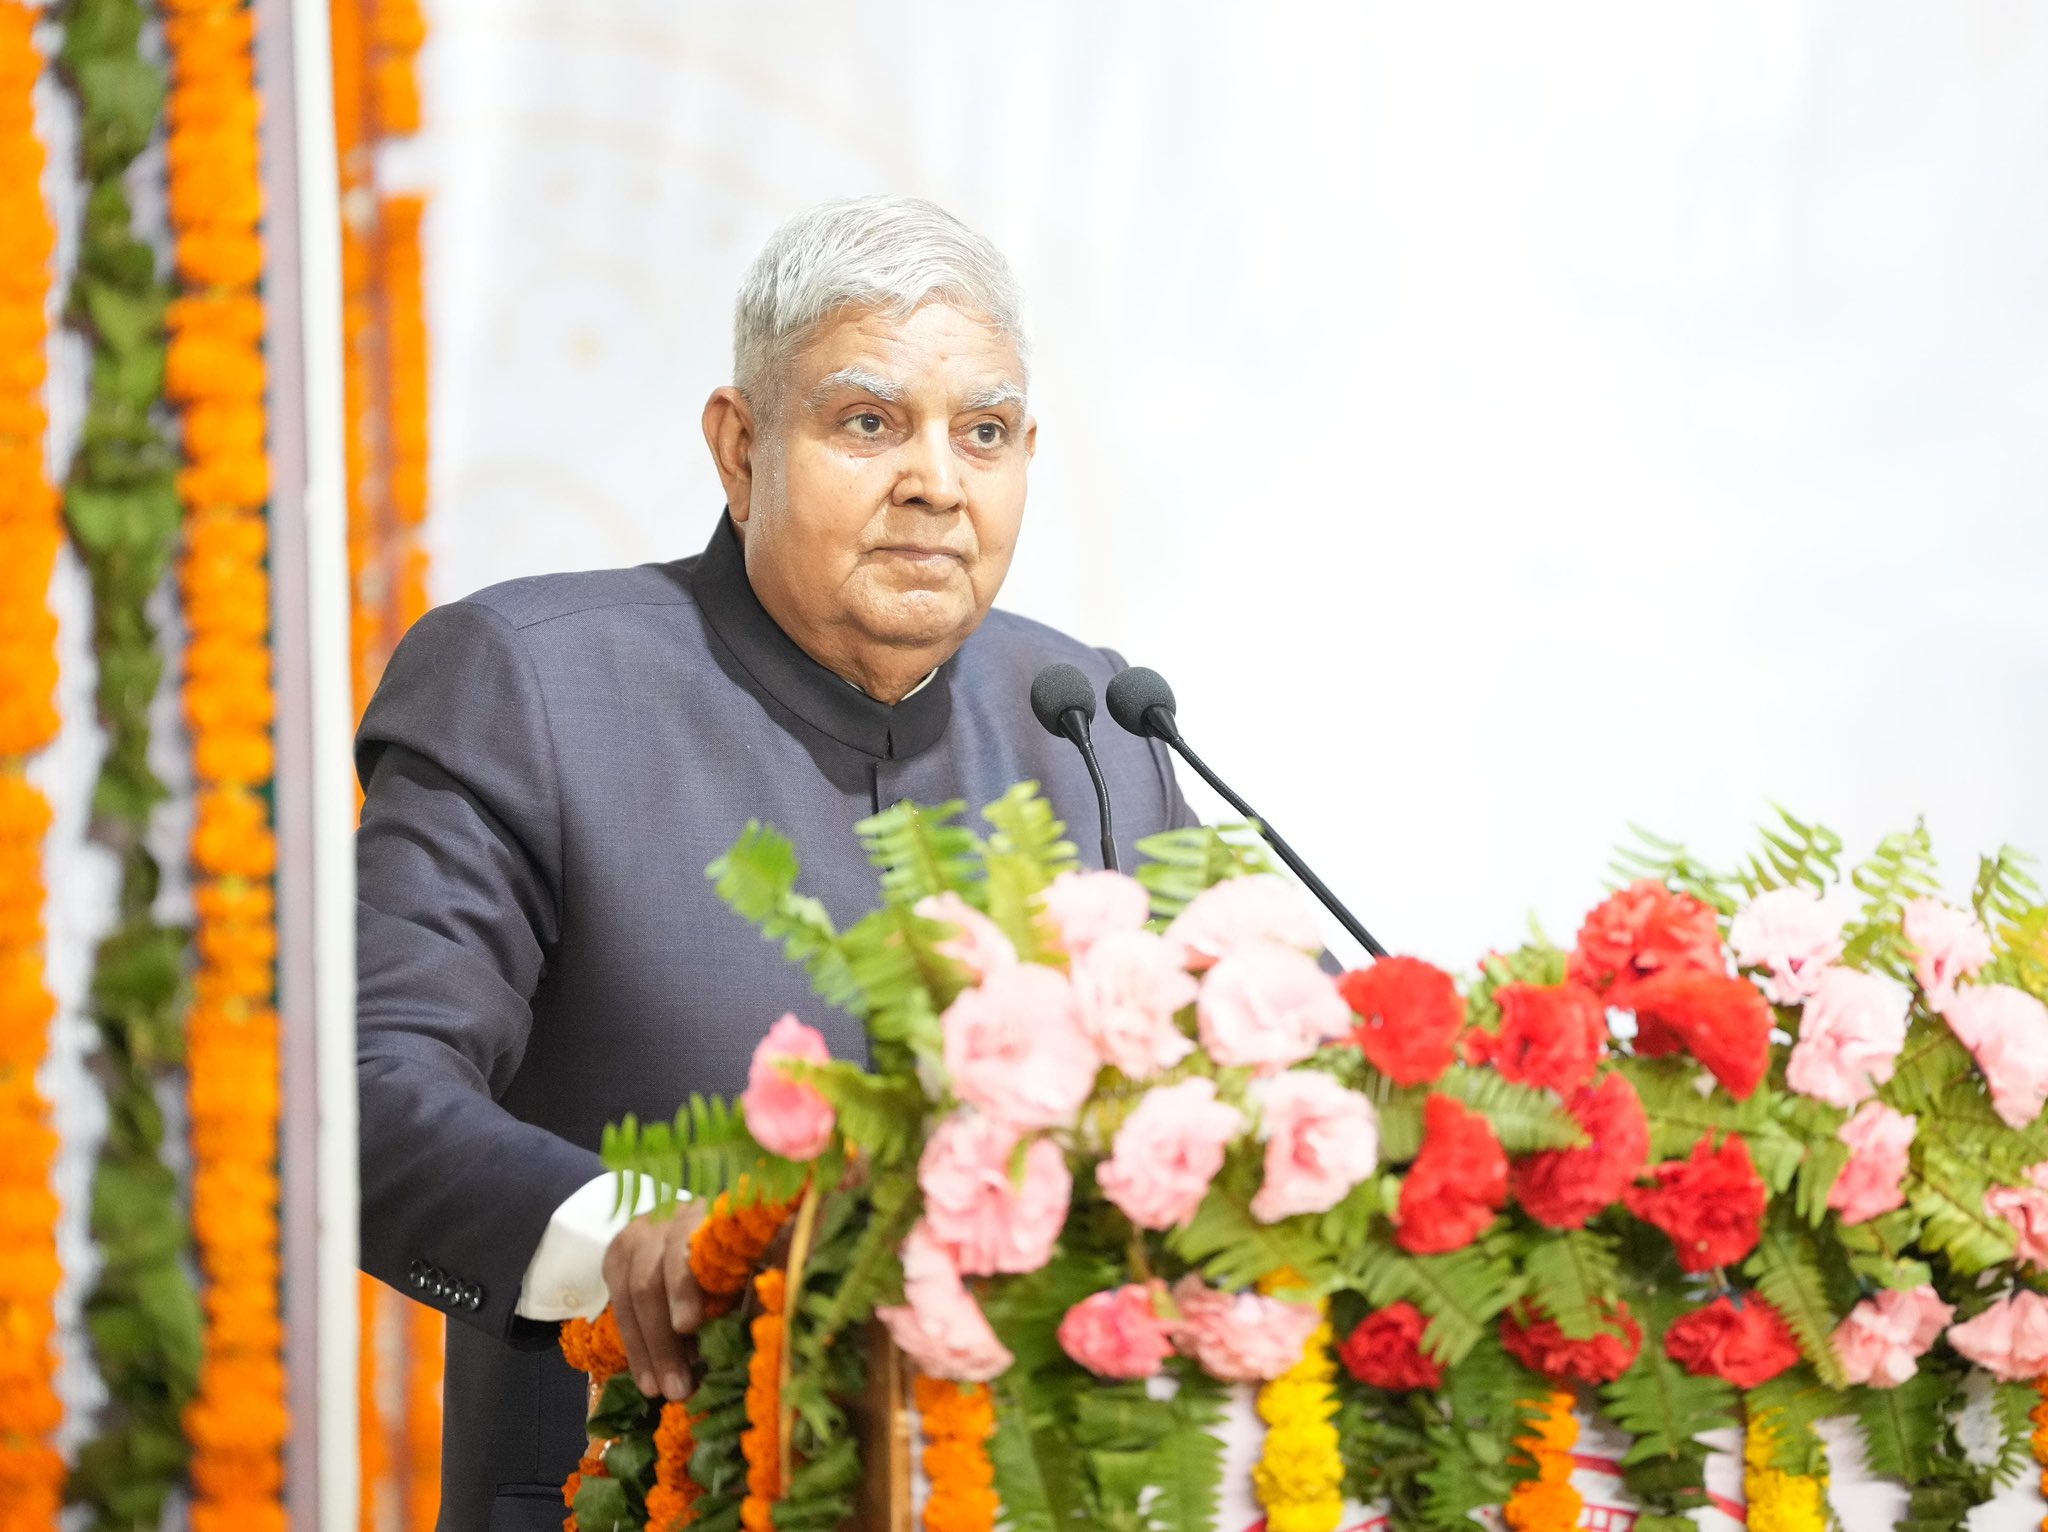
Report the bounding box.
[411,0,2048,968]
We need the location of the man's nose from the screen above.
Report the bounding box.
[893,422,964,511]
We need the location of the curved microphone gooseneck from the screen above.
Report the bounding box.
[1105,666,1387,959]
[1029,663,1120,873]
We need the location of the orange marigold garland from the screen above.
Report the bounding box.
[643,1399,701,1532]
[0,6,65,1525]
[165,3,288,1530]
[913,1374,998,1532]
[2031,1376,2048,1528]
[690,1188,798,1316]
[1503,1390,1583,1532]
[741,1268,787,1532]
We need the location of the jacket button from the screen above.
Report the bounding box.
[463,1288,484,1311]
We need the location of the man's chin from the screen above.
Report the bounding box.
[858,593,981,655]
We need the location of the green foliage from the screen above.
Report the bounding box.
[1132,822,1275,920]
[1521,1227,1622,1340]
[857,798,978,906]
[1906,1140,2020,1275]
[1745,1373,1848,1478]
[1431,1065,1583,1153]
[706,823,863,1014]
[1144,1363,1227,1532]
[1347,1230,1523,1365]
[989,1367,1091,1532]
[1743,1209,1846,1387]
[1598,1298,1739,1519]
[978,781,1078,958]
[1733,806,1845,901]
[687,1312,755,1519]
[600,1096,806,1215]
[776,1060,924,1169]
[1609,823,1741,915]
[55,2,202,1525]
[1168,1187,1349,1291]
[1859,1368,1949,1482]
[1844,822,1943,978]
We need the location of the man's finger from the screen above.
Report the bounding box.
[605,1234,659,1398]
[629,1238,689,1402]
[662,1211,705,1336]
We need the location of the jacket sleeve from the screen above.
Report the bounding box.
[355,599,607,1343]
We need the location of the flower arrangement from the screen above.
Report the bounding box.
[0,8,64,1525]
[587,790,2048,1531]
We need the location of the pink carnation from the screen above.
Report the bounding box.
[1947,1290,2048,1382]
[1164,874,1325,972]
[1170,1276,1320,1382]
[1057,1283,1177,1379]
[1827,1101,1916,1225]
[941,963,1100,1130]
[875,1223,1015,1382]
[917,892,1019,982]
[917,1114,1071,1276]
[1903,897,1994,1010]
[1097,1077,1246,1230]
[1784,967,1910,1109]
[1728,887,1847,1005]
[1250,1070,1381,1223]
[1198,940,1352,1072]
[740,1014,836,1160]
[1039,870,1152,958]
[1985,1162,2048,1268]
[1070,929,1199,1080]
[1832,1285,1955,1388]
[1944,984,2048,1129]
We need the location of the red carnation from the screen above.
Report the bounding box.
[1500,1298,1642,1384]
[1337,1301,1444,1390]
[1339,957,1464,1086]
[1663,1294,1802,1388]
[1623,1134,1767,1272]
[1476,982,1606,1095]
[1394,1094,1508,1254]
[1627,970,1772,1101]
[1512,1072,1650,1229]
[1569,881,1723,1005]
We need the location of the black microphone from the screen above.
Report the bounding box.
[1105,666,1387,958]
[1029,663,1120,872]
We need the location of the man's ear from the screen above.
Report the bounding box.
[1023,415,1038,463]
[702,386,759,521]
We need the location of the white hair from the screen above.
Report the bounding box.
[733,196,1028,422]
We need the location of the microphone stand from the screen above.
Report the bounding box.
[1145,705,1385,958]
[1057,710,1120,873]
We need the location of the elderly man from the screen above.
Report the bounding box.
[355,196,1195,1528]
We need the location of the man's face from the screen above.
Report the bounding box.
[729,302,1035,688]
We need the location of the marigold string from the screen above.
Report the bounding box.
[741,1268,787,1532]
[689,1188,798,1316]
[1502,1391,1583,1532]
[913,1373,997,1532]
[0,8,65,1526]
[1742,1408,1828,1532]
[159,3,288,1531]
[1252,1305,1344,1532]
[643,1399,701,1532]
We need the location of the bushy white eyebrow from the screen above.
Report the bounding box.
[806,366,907,406]
[959,380,1027,414]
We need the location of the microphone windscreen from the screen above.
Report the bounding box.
[1106,666,1176,738]
[1029,663,1096,737]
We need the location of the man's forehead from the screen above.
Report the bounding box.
[794,303,1026,409]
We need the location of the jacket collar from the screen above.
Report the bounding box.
[689,512,955,761]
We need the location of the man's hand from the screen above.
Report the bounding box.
[601,1200,709,1401]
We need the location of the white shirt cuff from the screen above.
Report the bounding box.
[514,1171,667,1321]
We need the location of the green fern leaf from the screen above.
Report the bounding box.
[1842,822,1942,979]
[1598,1321,1737,1482]
[1133,823,1275,920]
[1745,1375,1848,1478]
[1608,823,1741,915]
[1906,1142,2019,1274]
[857,798,978,906]
[1743,1211,1845,1388]
[1521,1228,1622,1340]
[1732,806,1844,900]
[707,823,865,1014]
[979,782,1080,958]
[774,1060,925,1168]
[989,1370,1089,1532]
[1855,1365,1952,1483]
[1168,1188,1342,1289]
[1433,1065,1583,1152]
[1144,1362,1227,1532]
[1347,1232,1523,1365]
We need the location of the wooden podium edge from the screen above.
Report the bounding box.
[849,1327,912,1532]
